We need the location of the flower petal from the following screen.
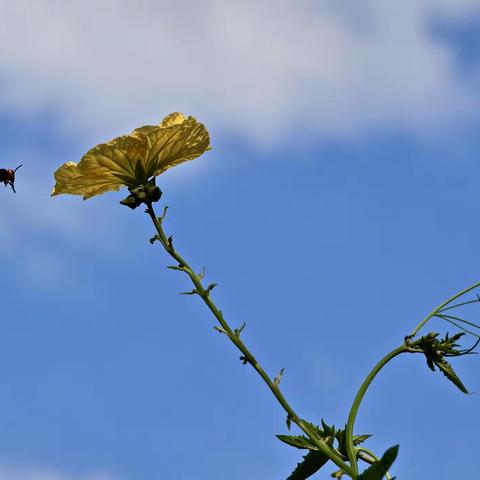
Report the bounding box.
[52,134,149,199]
[51,112,211,200]
[134,112,211,178]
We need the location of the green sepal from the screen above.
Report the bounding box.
[119,178,162,209]
[358,445,399,480]
[143,179,162,202]
[119,194,142,209]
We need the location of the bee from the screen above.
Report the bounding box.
[0,164,23,193]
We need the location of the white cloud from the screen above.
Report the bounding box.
[0,465,118,480]
[0,0,478,145]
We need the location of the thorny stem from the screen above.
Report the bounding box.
[145,201,356,478]
[345,345,408,474]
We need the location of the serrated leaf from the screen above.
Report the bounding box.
[276,435,318,450]
[286,450,330,480]
[335,427,371,457]
[435,359,469,393]
[358,445,398,480]
[354,434,372,446]
[321,419,336,438]
[302,420,335,446]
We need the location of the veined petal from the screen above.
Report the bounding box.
[52,112,211,200]
[132,112,187,136]
[144,114,211,178]
[52,133,149,199]
[51,161,120,199]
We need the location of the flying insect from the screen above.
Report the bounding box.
[0,164,23,193]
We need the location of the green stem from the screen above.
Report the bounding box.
[345,345,408,474]
[435,313,480,331]
[439,299,480,313]
[409,281,480,338]
[436,316,480,339]
[145,202,356,478]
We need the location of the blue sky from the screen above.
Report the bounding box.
[1,1,480,479]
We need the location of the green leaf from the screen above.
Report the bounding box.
[276,435,318,450]
[302,420,335,446]
[285,450,330,480]
[279,420,351,479]
[321,419,336,440]
[335,426,371,457]
[436,358,469,393]
[358,445,399,480]
[412,331,472,393]
[354,434,372,446]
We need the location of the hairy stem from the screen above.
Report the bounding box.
[145,201,356,477]
[345,345,408,474]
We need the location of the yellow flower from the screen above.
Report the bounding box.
[51,112,211,200]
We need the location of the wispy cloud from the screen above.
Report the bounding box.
[0,1,479,145]
[1,1,480,276]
